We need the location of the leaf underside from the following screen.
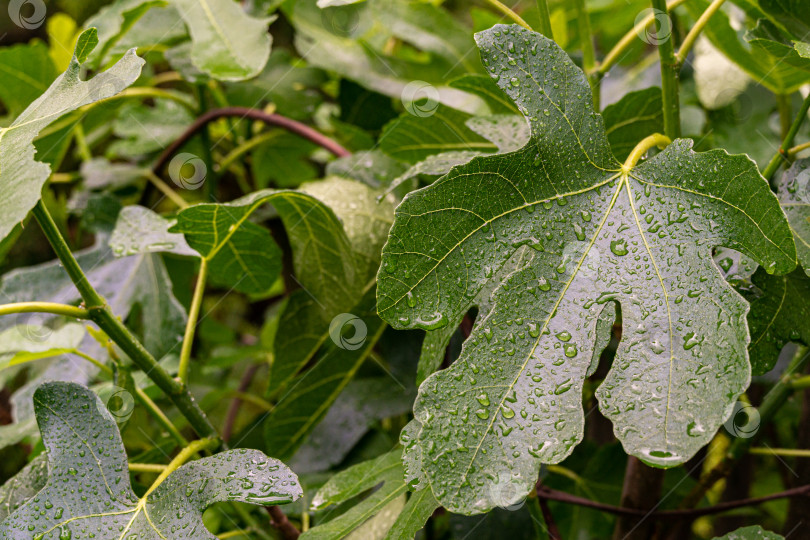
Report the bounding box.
[376,25,795,514]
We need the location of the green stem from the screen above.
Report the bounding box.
[750,447,810,458]
[142,170,189,209]
[178,258,208,383]
[31,201,220,443]
[483,0,532,30]
[73,350,113,375]
[0,301,89,319]
[218,131,280,174]
[679,346,810,508]
[129,463,168,473]
[231,504,275,540]
[134,386,189,447]
[674,0,727,64]
[788,140,810,157]
[596,0,689,75]
[652,0,681,139]
[535,0,554,38]
[574,0,599,107]
[762,93,810,180]
[74,125,92,162]
[777,94,792,141]
[525,495,548,539]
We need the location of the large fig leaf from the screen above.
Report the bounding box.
[0,29,143,243]
[86,0,272,80]
[0,382,301,538]
[376,25,795,514]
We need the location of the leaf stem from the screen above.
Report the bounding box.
[31,200,221,443]
[678,346,810,508]
[651,0,681,139]
[178,258,208,383]
[596,0,689,75]
[750,447,810,458]
[144,437,218,497]
[73,350,113,375]
[536,483,810,518]
[674,0,727,65]
[142,170,189,209]
[623,133,672,172]
[133,386,189,447]
[129,463,168,473]
[762,93,810,180]
[0,301,89,319]
[535,0,554,38]
[788,141,810,157]
[153,108,351,178]
[483,0,532,30]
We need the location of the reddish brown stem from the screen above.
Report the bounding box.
[538,497,562,540]
[222,363,261,442]
[536,484,810,519]
[153,107,350,175]
[265,505,301,540]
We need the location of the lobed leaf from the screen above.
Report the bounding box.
[0,29,144,243]
[0,382,301,538]
[376,25,795,513]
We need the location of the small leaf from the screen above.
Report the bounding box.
[376,25,796,513]
[74,28,99,64]
[0,39,144,243]
[0,382,302,537]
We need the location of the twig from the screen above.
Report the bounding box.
[538,498,561,539]
[674,0,727,65]
[763,93,810,180]
[482,0,532,30]
[265,506,300,540]
[223,364,261,442]
[535,483,810,519]
[153,107,351,176]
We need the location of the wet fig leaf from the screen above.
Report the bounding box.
[0,454,47,522]
[712,525,784,540]
[744,268,810,374]
[776,159,810,275]
[171,0,274,81]
[376,25,795,513]
[110,205,196,257]
[87,0,273,80]
[0,29,144,243]
[305,449,437,540]
[264,288,385,460]
[267,180,393,393]
[0,382,302,538]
